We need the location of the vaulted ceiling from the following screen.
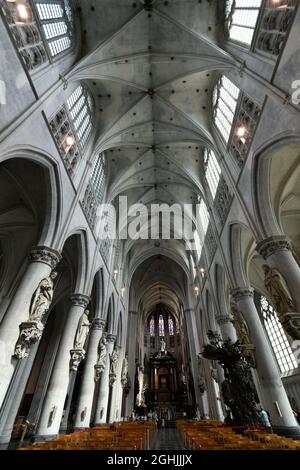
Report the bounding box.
[71,0,235,302]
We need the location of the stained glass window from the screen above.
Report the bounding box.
[168,316,174,336]
[150,317,155,337]
[159,315,164,337]
[260,296,297,373]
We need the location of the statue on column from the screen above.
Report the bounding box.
[94,333,108,381]
[110,348,119,377]
[121,354,129,388]
[29,271,58,323]
[14,271,58,359]
[70,309,90,371]
[263,264,300,339]
[231,302,256,367]
[263,264,294,318]
[197,353,206,393]
[74,310,91,349]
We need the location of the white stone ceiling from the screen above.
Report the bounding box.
[72,0,234,309]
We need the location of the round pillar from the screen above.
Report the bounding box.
[231,287,300,437]
[35,294,90,440]
[0,246,61,407]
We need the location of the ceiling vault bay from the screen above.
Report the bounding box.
[71,1,235,312]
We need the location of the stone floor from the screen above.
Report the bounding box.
[153,428,182,450]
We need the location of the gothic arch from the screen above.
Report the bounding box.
[253,134,300,241]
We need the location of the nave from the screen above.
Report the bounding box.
[0,0,300,452]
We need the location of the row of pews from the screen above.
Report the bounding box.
[19,422,156,451]
[177,420,300,450]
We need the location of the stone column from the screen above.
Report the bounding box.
[216,314,237,343]
[35,294,90,439]
[0,246,61,408]
[125,311,138,417]
[231,287,300,437]
[257,236,300,311]
[94,334,116,425]
[74,318,105,430]
[108,349,122,423]
[184,308,206,413]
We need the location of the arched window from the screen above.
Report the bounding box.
[198,198,210,237]
[159,315,164,337]
[225,0,262,47]
[67,84,94,149]
[213,75,240,144]
[204,149,221,199]
[260,296,297,373]
[168,316,174,336]
[150,317,155,337]
[35,0,73,57]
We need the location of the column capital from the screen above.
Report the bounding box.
[92,318,106,330]
[129,310,138,315]
[184,308,195,314]
[107,334,117,343]
[30,246,61,269]
[231,287,254,302]
[215,314,233,326]
[69,294,90,308]
[256,236,292,259]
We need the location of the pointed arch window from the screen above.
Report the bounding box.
[225,0,262,47]
[204,149,221,200]
[150,317,155,337]
[213,76,240,144]
[159,315,164,337]
[168,316,174,336]
[260,296,297,373]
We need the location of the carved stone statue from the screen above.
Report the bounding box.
[97,333,108,368]
[160,337,166,354]
[29,271,57,323]
[263,264,294,318]
[197,353,206,393]
[74,310,90,349]
[110,348,119,376]
[121,354,128,387]
[70,349,85,371]
[231,303,256,367]
[14,271,57,359]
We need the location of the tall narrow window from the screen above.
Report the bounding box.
[168,316,174,336]
[225,0,262,46]
[204,149,221,199]
[260,296,297,373]
[91,154,106,203]
[67,85,93,149]
[150,317,155,337]
[35,0,73,57]
[213,75,240,144]
[159,315,164,337]
[199,198,210,237]
[193,229,202,258]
